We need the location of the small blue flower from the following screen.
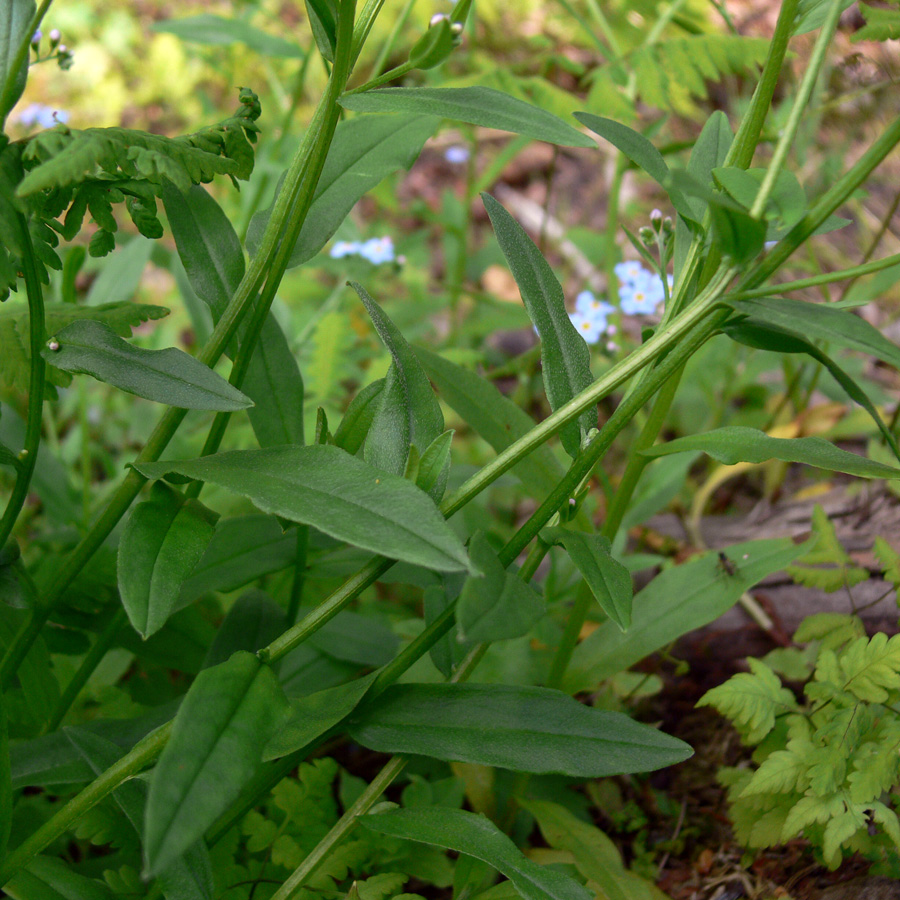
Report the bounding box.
[569,311,606,344]
[359,236,395,264]
[445,145,470,164]
[17,104,68,129]
[329,240,361,259]
[575,290,614,323]
[620,275,664,315]
[614,260,653,286]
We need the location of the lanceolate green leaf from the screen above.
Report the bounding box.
[178,515,298,605]
[360,808,592,900]
[414,347,565,498]
[731,296,900,372]
[482,194,594,458]
[340,87,596,148]
[643,426,900,479]
[349,683,692,776]
[353,282,443,475]
[574,113,696,222]
[202,591,287,669]
[152,14,305,58]
[247,115,438,268]
[42,320,253,411]
[118,483,218,639]
[724,317,900,460]
[65,727,214,900]
[145,652,289,875]
[161,183,243,321]
[134,446,472,573]
[5,856,115,900]
[542,528,632,631]
[242,315,305,447]
[264,671,379,760]
[163,182,305,447]
[566,539,809,691]
[457,533,544,643]
[333,379,385,454]
[0,0,34,121]
[417,430,453,501]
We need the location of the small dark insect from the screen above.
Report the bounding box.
[717,551,738,576]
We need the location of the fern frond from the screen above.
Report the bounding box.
[847,718,900,803]
[794,613,865,651]
[629,35,768,116]
[852,3,900,42]
[18,88,260,196]
[837,633,900,703]
[786,506,869,593]
[874,536,900,605]
[698,658,798,743]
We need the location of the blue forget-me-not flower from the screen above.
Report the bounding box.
[329,236,395,265]
[18,104,68,129]
[615,260,667,316]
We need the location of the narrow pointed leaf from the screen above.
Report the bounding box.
[415,346,566,497]
[161,183,242,320]
[42,320,252,410]
[264,671,379,760]
[134,445,472,573]
[5,857,115,900]
[482,194,594,457]
[247,115,438,267]
[178,515,298,604]
[65,727,214,900]
[152,14,304,58]
[731,295,900,372]
[724,317,900,460]
[145,652,289,875]
[643,425,900,479]
[353,282,443,474]
[457,533,544,643]
[574,113,696,221]
[542,529,632,631]
[163,182,304,447]
[340,87,595,148]
[333,379,385,454]
[349,683,692,776]
[118,482,218,638]
[0,0,35,121]
[360,808,592,900]
[242,315,305,447]
[417,429,453,501]
[566,538,811,691]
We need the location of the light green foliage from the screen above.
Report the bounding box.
[588,35,768,118]
[707,611,900,871]
[785,505,869,592]
[853,3,900,42]
[698,658,798,744]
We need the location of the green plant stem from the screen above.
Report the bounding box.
[744,112,900,291]
[44,606,125,734]
[749,0,843,220]
[601,364,684,542]
[0,0,359,693]
[259,286,725,665]
[0,214,46,549]
[726,0,800,171]
[0,0,54,133]
[729,252,900,300]
[269,642,486,900]
[0,721,172,887]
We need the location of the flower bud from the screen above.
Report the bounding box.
[639,226,654,245]
[49,29,61,47]
[31,30,42,46]
[430,12,450,26]
[650,208,663,231]
[451,21,463,34]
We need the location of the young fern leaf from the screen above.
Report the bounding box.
[698,658,798,744]
[785,505,869,593]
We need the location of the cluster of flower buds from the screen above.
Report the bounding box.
[31,28,73,69]
[638,208,673,248]
[428,12,464,34]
